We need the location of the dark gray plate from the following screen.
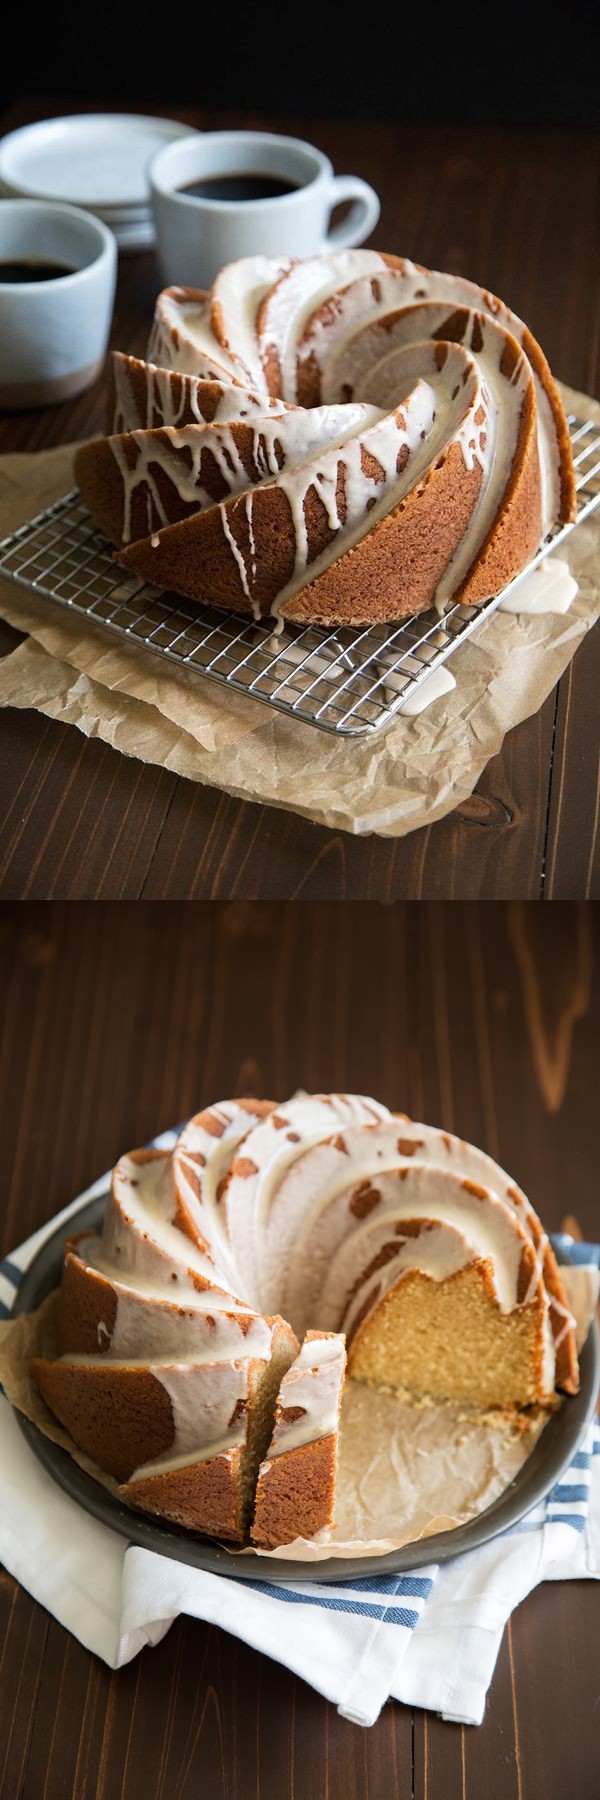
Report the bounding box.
[12,1192,599,1584]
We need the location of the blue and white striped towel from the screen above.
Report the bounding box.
[1,1142,598,1729]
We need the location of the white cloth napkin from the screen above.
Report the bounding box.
[1,1151,598,1729]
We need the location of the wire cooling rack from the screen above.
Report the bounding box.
[0,412,598,737]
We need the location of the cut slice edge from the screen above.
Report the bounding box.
[347,1263,558,1410]
[251,1329,346,1549]
[121,1318,299,1541]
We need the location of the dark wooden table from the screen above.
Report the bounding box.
[0,102,598,900]
[0,899,598,1798]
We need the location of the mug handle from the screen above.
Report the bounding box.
[322,176,381,251]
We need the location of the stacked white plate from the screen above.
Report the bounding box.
[0,114,199,252]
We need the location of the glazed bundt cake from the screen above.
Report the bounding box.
[75,251,575,628]
[32,1093,579,1549]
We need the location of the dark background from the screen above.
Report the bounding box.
[1,901,597,1243]
[3,6,599,125]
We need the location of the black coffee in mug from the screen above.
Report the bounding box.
[177,171,302,204]
[0,258,76,283]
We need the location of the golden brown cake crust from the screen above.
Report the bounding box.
[122,1449,246,1542]
[520,325,576,524]
[31,1358,176,1482]
[251,1434,338,1550]
[282,443,484,627]
[455,379,541,608]
[58,1247,118,1354]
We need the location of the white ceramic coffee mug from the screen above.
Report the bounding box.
[149,130,380,288]
[0,200,117,408]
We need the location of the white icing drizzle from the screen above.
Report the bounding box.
[220,503,255,609]
[110,403,379,545]
[215,379,445,618]
[111,352,289,435]
[387,664,457,714]
[80,1237,252,1314]
[499,557,578,614]
[67,1247,272,1361]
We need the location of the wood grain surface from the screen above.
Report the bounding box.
[0,899,598,1798]
[0,101,598,901]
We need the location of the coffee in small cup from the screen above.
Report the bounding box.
[0,257,76,283]
[0,200,116,408]
[150,129,380,289]
[176,172,302,204]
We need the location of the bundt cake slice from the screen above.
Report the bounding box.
[33,1351,261,1483]
[251,1330,346,1549]
[119,1316,297,1539]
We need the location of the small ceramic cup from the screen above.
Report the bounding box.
[149,130,381,289]
[0,200,117,408]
